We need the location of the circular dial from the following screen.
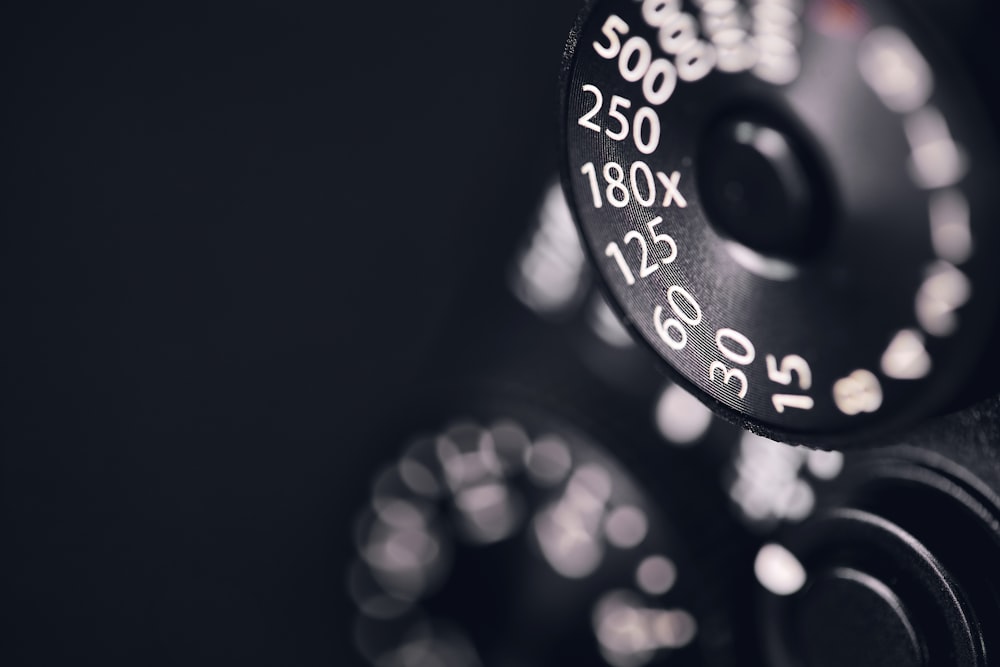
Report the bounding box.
[561,0,1000,446]
[754,446,1000,665]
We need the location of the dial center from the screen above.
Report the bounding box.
[697,115,831,260]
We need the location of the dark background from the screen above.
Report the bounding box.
[2,2,582,664]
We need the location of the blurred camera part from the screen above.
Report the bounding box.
[348,415,739,667]
[756,443,1000,666]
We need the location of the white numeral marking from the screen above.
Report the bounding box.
[634,107,661,154]
[630,161,656,207]
[716,328,756,366]
[578,84,603,132]
[765,354,812,390]
[624,230,660,278]
[594,14,629,60]
[915,261,971,337]
[654,306,687,350]
[667,285,702,326]
[929,189,972,265]
[858,27,933,114]
[833,370,883,416]
[606,242,636,286]
[580,162,602,209]
[904,107,968,190]
[710,361,749,399]
[880,329,931,380]
[771,394,815,413]
[619,36,653,83]
[646,216,677,264]
[657,171,687,207]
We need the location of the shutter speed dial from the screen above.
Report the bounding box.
[561,0,1000,446]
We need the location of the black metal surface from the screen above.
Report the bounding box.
[1,2,582,665]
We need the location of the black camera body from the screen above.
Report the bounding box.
[4,1,999,666]
[350,1,1000,665]
[345,194,1000,667]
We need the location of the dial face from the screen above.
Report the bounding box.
[562,0,1000,445]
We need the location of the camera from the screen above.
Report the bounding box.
[348,1,1000,665]
[3,1,998,666]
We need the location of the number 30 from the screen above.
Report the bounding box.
[709,362,749,399]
